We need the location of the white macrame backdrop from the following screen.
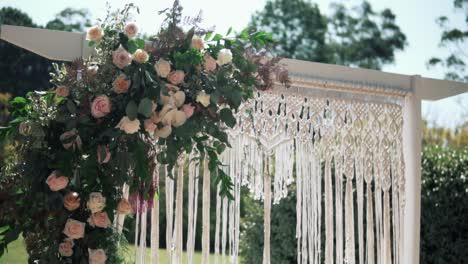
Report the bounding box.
[133,85,406,264]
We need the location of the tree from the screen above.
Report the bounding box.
[427,0,468,82]
[249,0,407,70]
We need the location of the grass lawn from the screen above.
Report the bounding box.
[0,237,214,263]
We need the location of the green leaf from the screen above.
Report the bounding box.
[212,33,223,41]
[226,27,233,36]
[126,101,138,120]
[204,32,213,41]
[127,39,138,53]
[66,100,77,114]
[138,98,153,118]
[220,108,236,128]
[88,41,96,47]
[135,38,146,49]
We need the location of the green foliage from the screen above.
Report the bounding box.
[427,0,468,82]
[249,0,407,70]
[420,145,468,263]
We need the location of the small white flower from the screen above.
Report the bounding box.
[217,48,233,65]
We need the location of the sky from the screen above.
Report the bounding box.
[1,0,467,128]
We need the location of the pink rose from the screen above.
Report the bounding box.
[91,95,111,118]
[87,26,103,42]
[59,238,74,257]
[112,74,131,94]
[112,45,132,69]
[191,35,204,50]
[63,219,85,239]
[89,249,107,264]
[64,192,81,211]
[182,104,195,118]
[88,211,111,228]
[167,70,185,85]
[144,119,156,134]
[117,198,133,215]
[97,145,111,164]
[87,192,106,213]
[60,129,82,150]
[204,54,217,72]
[46,171,69,191]
[124,22,138,38]
[55,85,69,97]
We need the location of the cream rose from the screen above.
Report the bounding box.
[46,171,69,191]
[18,121,31,136]
[89,249,107,264]
[116,116,140,134]
[64,192,81,211]
[60,129,82,150]
[172,111,187,127]
[196,91,211,107]
[58,238,74,257]
[86,26,103,42]
[112,45,132,69]
[167,70,185,85]
[63,219,85,239]
[117,198,133,215]
[155,125,172,138]
[124,22,138,38]
[154,59,171,78]
[217,48,233,65]
[204,54,217,72]
[162,109,176,126]
[97,145,111,164]
[88,211,111,228]
[91,95,111,118]
[173,91,186,107]
[133,49,149,63]
[55,85,70,97]
[113,74,131,94]
[191,35,204,50]
[87,192,106,213]
[182,104,195,118]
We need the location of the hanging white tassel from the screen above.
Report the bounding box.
[202,156,211,264]
[165,167,174,262]
[366,183,375,264]
[139,201,147,264]
[187,152,199,264]
[171,158,184,264]
[150,164,160,264]
[356,158,365,264]
[134,195,140,263]
[214,185,221,264]
[335,154,344,264]
[263,155,272,264]
[324,154,334,264]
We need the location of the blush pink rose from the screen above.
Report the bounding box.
[55,85,70,97]
[46,171,69,191]
[88,211,111,228]
[97,145,111,164]
[58,238,74,257]
[204,55,217,72]
[89,249,107,264]
[124,22,138,38]
[112,45,132,69]
[144,119,156,134]
[167,70,185,85]
[182,104,195,118]
[86,26,103,42]
[191,35,204,50]
[113,74,131,94]
[91,95,111,118]
[63,219,85,239]
[60,129,82,150]
[132,49,149,63]
[64,192,81,211]
[117,198,133,215]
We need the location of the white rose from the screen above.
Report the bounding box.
[217,48,233,65]
[87,192,106,213]
[116,116,140,134]
[196,91,211,107]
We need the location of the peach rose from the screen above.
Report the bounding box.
[89,249,107,264]
[117,198,133,215]
[112,45,132,69]
[97,145,111,164]
[58,238,74,257]
[191,35,204,50]
[64,192,81,211]
[112,74,131,94]
[88,211,111,228]
[182,104,195,118]
[144,119,156,134]
[173,91,185,107]
[133,49,149,63]
[116,116,140,134]
[154,59,171,78]
[91,95,111,118]
[124,22,138,38]
[204,54,217,72]
[172,111,187,127]
[55,85,69,97]
[63,219,85,239]
[46,171,69,191]
[167,70,185,85]
[87,192,106,213]
[151,112,161,123]
[60,129,82,150]
[86,26,103,42]
[154,125,172,138]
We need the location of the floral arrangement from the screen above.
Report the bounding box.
[0,1,288,263]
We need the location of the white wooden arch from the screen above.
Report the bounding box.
[1,24,467,264]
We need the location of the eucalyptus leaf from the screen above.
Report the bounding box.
[138,98,153,118]
[220,108,236,128]
[126,101,138,120]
